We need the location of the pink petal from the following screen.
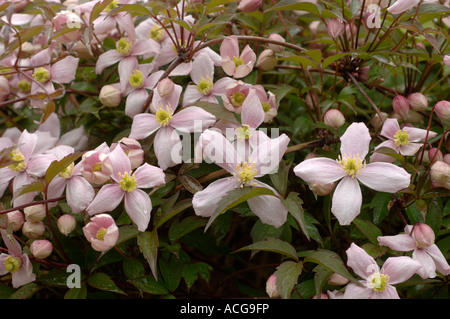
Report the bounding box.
[86,184,124,216]
[17,130,38,161]
[294,157,344,184]
[169,62,193,77]
[130,38,160,57]
[372,285,400,299]
[12,172,37,207]
[125,89,149,118]
[95,50,123,74]
[182,85,204,107]
[30,48,51,67]
[134,163,165,189]
[1,230,22,257]
[383,256,421,284]
[340,122,371,159]
[170,106,216,133]
[220,35,239,61]
[119,56,139,93]
[108,145,132,181]
[398,142,423,156]
[151,84,182,113]
[241,89,264,129]
[234,64,253,79]
[387,0,420,14]
[377,234,416,252]
[116,12,137,41]
[380,118,400,140]
[413,248,437,279]
[129,113,161,140]
[12,255,35,288]
[343,282,373,299]
[251,133,290,176]
[191,52,214,84]
[154,126,182,170]
[50,56,79,83]
[66,176,95,213]
[373,139,399,153]
[331,177,362,225]
[26,153,57,177]
[47,176,67,202]
[404,126,437,142]
[211,77,235,95]
[346,242,378,280]
[357,162,411,193]
[221,59,236,77]
[124,189,152,232]
[425,244,450,276]
[240,45,257,66]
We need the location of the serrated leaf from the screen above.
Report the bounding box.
[137,230,159,280]
[182,262,213,291]
[282,192,310,241]
[45,152,84,185]
[87,272,126,295]
[273,261,302,299]
[234,237,299,261]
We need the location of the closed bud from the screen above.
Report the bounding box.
[256,49,277,71]
[444,154,450,165]
[370,112,388,130]
[324,109,345,129]
[19,42,35,59]
[430,161,450,190]
[327,18,345,39]
[24,204,46,222]
[157,78,174,98]
[434,100,450,121]
[268,34,286,53]
[7,211,24,232]
[99,85,121,107]
[327,272,350,286]
[22,221,45,239]
[237,0,262,12]
[393,95,410,120]
[309,182,335,196]
[30,240,53,259]
[57,214,76,236]
[407,93,428,111]
[412,223,435,249]
[428,148,443,164]
[266,274,280,298]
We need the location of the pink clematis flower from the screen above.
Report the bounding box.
[371,118,437,162]
[193,129,290,228]
[344,243,421,299]
[86,146,166,232]
[222,80,266,114]
[220,35,256,78]
[387,0,421,14]
[82,214,119,252]
[294,122,411,225]
[182,52,234,107]
[378,224,450,279]
[129,99,217,170]
[0,230,36,288]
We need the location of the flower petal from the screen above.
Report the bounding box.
[425,244,450,276]
[241,88,264,129]
[343,282,373,299]
[190,52,214,84]
[95,50,123,74]
[383,256,421,285]
[387,0,420,14]
[134,163,165,189]
[50,56,79,83]
[340,122,371,159]
[125,89,148,118]
[170,106,216,133]
[380,118,400,140]
[377,234,416,252]
[129,113,160,140]
[413,248,437,279]
[220,35,239,61]
[193,178,240,217]
[346,242,378,280]
[331,177,362,225]
[357,162,411,193]
[251,133,290,176]
[294,157,344,184]
[86,184,124,216]
[124,189,152,232]
[66,176,95,213]
[108,145,132,181]
[154,126,182,170]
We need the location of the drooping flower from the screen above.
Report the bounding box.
[220,35,256,78]
[0,230,36,288]
[343,243,421,299]
[294,122,411,225]
[86,146,165,232]
[83,214,119,252]
[378,224,450,279]
[193,129,290,228]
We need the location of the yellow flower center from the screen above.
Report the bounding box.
[196,76,213,95]
[337,154,365,178]
[261,102,271,113]
[149,25,164,42]
[129,70,144,88]
[230,92,246,107]
[233,162,257,187]
[104,0,118,13]
[116,37,133,56]
[236,124,253,140]
[4,256,22,274]
[232,56,245,67]
[394,129,409,146]
[155,106,173,127]
[32,67,50,83]
[118,171,137,192]
[96,227,107,241]
[92,162,103,172]
[368,271,389,292]
[8,149,27,172]
[17,79,31,92]
[59,162,75,179]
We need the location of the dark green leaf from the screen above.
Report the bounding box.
[273,261,302,299]
[87,272,126,295]
[234,237,299,261]
[137,230,159,280]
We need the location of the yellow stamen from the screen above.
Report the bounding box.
[230,92,246,107]
[8,149,26,172]
[96,227,107,241]
[3,256,22,274]
[59,162,75,179]
[116,37,132,56]
[118,172,137,192]
[17,79,31,92]
[129,70,144,88]
[261,102,271,113]
[394,129,409,146]
[196,76,213,95]
[32,67,50,83]
[368,270,390,292]
[236,124,253,141]
[337,154,365,178]
[149,25,164,42]
[233,162,257,187]
[155,105,173,127]
[104,0,118,13]
[232,56,245,67]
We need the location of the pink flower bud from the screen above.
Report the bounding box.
[237,0,262,12]
[18,42,35,59]
[412,223,435,249]
[268,34,286,53]
[445,55,450,68]
[428,148,443,164]
[30,240,53,259]
[80,150,113,184]
[434,100,450,121]
[313,292,329,299]
[7,211,24,232]
[57,214,77,236]
[22,221,45,239]
[111,138,144,169]
[370,112,388,130]
[393,95,410,120]
[256,49,277,71]
[430,161,450,190]
[266,274,280,298]
[99,85,121,107]
[157,78,175,98]
[24,204,46,222]
[327,272,350,286]
[83,214,119,252]
[309,182,335,196]
[327,18,345,39]
[324,109,345,129]
[407,93,428,111]
[0,76,10,102]
[444,154,450,165]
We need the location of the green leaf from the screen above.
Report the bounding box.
[44,152,84,185]
[64,283,87,299]
[137,230,159,280]
[273,261,303,299]
[278,56,318,68]
[154,198,193,229]
[87,273,126,295]
[128,275,169,295]
[182,262,213,291]
[313,265,333,298]
[90,0,113,24]
[159,256,182,292]
[269,162,290,197]
[195,101,239,124]
[265,0,321,15]
[353,218,382,245]
[282,192,310,241]
[15,181,45,199]
[123,259,146,280]
[116,225,140,245]
[169,216,207,243]
[112,3,151,16]
[234,237,299,261]
[426,199,442,235]
[9,283,41,299]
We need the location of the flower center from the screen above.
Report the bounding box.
[116,37,133,56]
[236,124,253,140]
[104,0,118,13]
[32,67,50,83]
[8,149,27,172]
[129,69,144,88]
[232,56,245,67]
[261,102,271,113]
[196,76,213,95]
[233,162,257,187]
[96,227,107,241]
[337,154,365,178]
[92,162,103,172]
[59,162,75,179]
[394,129,409,146]
[118,172,137,192]
[149,25,164,42]
[368,271,389,292]
[155,106,173,127]
[17,79,31,92]
[230,92,246,107]
[4,256,22,274]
